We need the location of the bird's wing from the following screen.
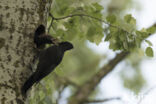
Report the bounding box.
[34,64,56,83]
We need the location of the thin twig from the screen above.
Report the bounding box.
[49,13,132,35]
[137,85,156,104]
[56,85,66,104]
[48,13,55,33]
[85,97,121,103]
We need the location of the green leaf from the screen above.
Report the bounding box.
[93,34,103,45]
[39,91,45,100]
[145,40,153,46]
[124,14,131,23]
[55,68,65,76]
[106,15,116,24]
[145,47,154,57]
[105,34,112,41]
[136,30,148,39]
[147,26,156,34]
[44,97,53,104]
[109,39,121,51]
[124,14,136,25]
[123,41,128,50]
[92,3,103,11]
[87,26,96,41]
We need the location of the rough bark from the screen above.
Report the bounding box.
[0,0,52,103]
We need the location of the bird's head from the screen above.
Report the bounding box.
[59,42,73,51]
[35,25,45,36]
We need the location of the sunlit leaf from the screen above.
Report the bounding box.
[147,26,156,34]
[124,14,136,25]
[145,47,154,57]
[145,40,153,46]
[106,15,116,24]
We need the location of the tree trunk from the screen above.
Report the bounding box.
[0,0,52,103]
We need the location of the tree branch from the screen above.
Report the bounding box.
[68,24,156,104]
[69,51,129,104]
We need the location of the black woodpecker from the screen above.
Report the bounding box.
[34,25,57,48]
[21,42,73,96]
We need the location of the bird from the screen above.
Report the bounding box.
[21,41,73,96]
[34,24,58,48]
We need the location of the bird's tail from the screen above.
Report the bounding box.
[21,73,36,97]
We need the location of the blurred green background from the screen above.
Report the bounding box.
[29,0,156,104]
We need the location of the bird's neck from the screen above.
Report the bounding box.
[59,45,67,52]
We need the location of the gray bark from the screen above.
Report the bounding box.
[0,0,52,103]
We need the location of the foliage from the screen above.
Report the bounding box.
[50,0,104,45]
[120,49,146,94]
[121,68,146,94]
[49,0,156,54]
[105,14,156,53]
[31,0,156,103]
[145,47,154,57]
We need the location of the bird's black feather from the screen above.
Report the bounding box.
[21,42,73,96]
[34,25,54,48]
